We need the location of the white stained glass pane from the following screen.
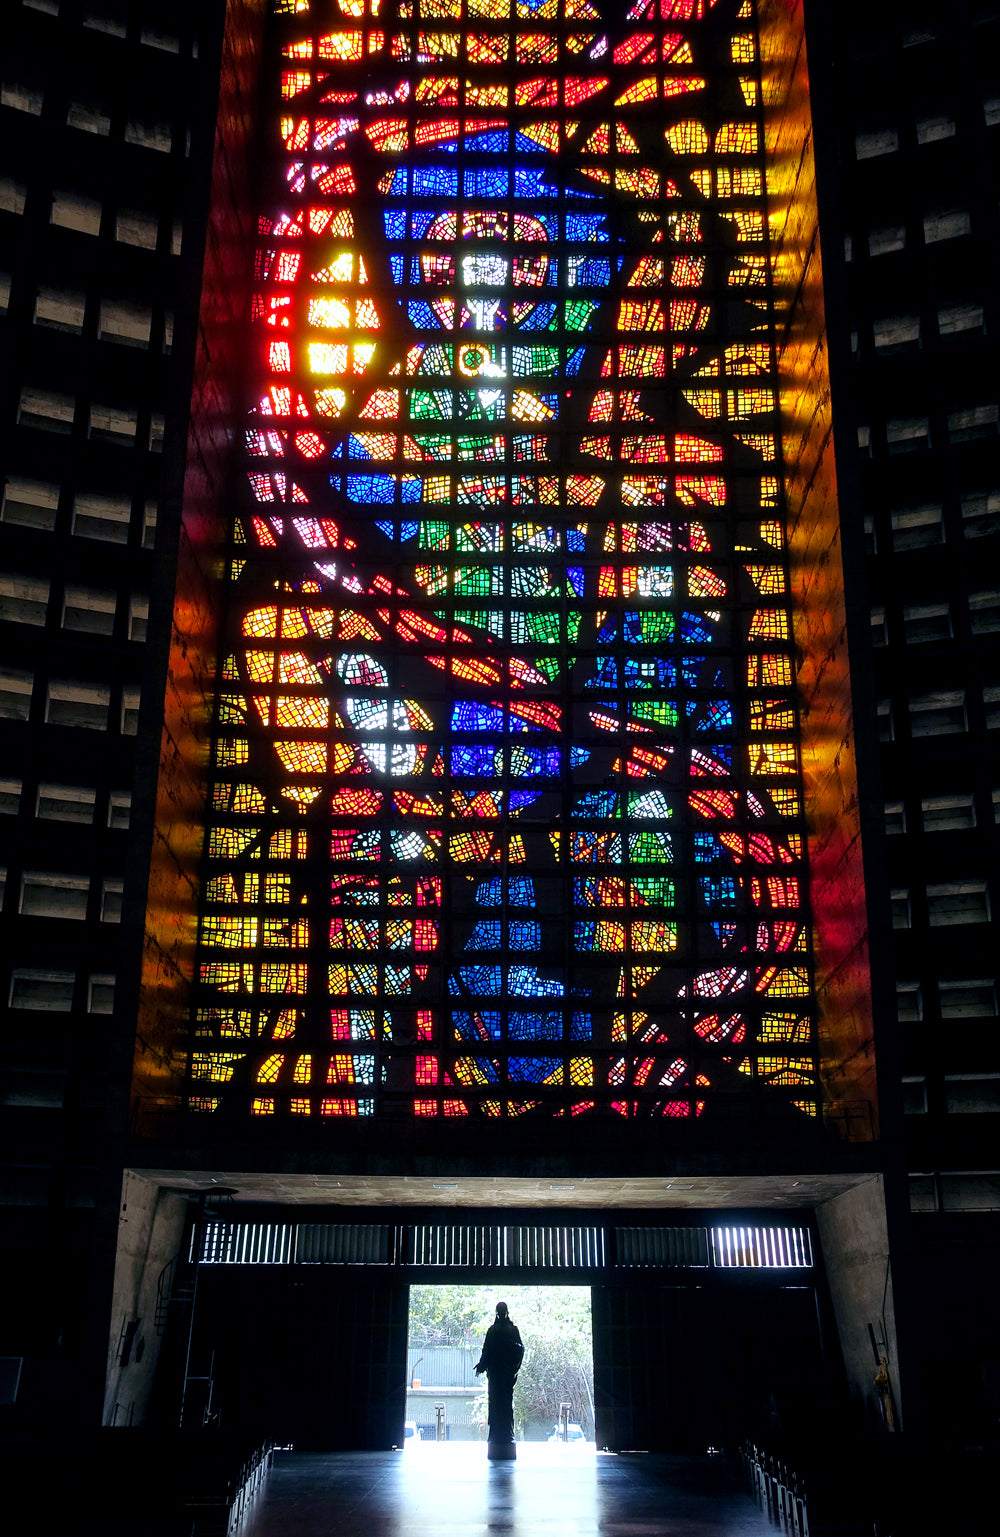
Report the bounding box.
[67,98,111,134]
[19,388,75,433]
[10,969,75,1011]
[46,680,110,730]
[0,668,33,721]
[37,783,96,824]
[72,491,132,543]
[35,286,86,332]
[2,476,60,531]
[63,586,116,635]
[51,190,102,235]
[89,403,137,443]
[0,573,49,626]
[20,872,89,919]
[99,299,152,347]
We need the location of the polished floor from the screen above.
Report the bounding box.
[242,1443,775,1537]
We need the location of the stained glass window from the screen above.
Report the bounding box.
[192,0,818,1122]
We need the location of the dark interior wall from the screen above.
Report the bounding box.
[592,1278,826,1452]
[132,0,267,1134]
[758,0,876,1135]
[191,1268,410,1449]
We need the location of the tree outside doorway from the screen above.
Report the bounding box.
[408,1285,594,1441]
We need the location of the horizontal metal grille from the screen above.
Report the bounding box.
[408,1224,504,1267]
[615,1227,709,1268]
[505,1225,605,1269]
[295,1224,391,1265]
[198,1220,295,1265]
[711,1225,813,1269]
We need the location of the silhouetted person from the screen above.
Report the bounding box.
[475,1302,524,1460]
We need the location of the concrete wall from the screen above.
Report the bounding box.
[102,1172,189,1427]
[760,0,876,1137]
[815,1175,899,1428]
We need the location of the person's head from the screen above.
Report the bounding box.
[495,1301,509,1320]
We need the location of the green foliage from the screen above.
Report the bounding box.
[408,1285,594,1438]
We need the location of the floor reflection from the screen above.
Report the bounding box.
[243,1446,775,1537]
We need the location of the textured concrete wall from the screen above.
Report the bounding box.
[760,0,876,1137]
[134,0,266,1133]
[102,1172,188,1427]
[815,1176,900,1427]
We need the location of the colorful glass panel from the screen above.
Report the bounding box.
[192,0,818,1122]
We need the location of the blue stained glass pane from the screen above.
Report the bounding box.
[694,699,734,731]
[451,702,505,731]
[569,748,590,769]
[382,210,406,239]
[508,1012,561,1041]
[451,746,498,775]
[451,965,502,996]
[409,211,435,238]
[586,657,618,687]
[518,303,558,332]
[348,434,374,458]
[375,519,394,538]
[693,832,724,864]
[574,921,597,951]
[681,612,715,644]
[507,878,536,907]
[467,921,502,949]
[508,790,543,813]
[390,253,404,284]
[509,1056,561,1083]
[413,166,456,195]
[465,131,508,152]
[513,131,546,153]
[508,966,564,998]
[400,520,419,541]
[565,215,608,242]
[566,567,585,597]
[384,169,407,194]
[465,168,509,196]
[578,257,611,285]
[513,168,555,199]
[401,478,421,503]
[508,920,541,948]
[475,879,503,907]
[408,301,440,328]
[566,528,586,552]
[700,875,737,907]
[452,1011,502,1042]
[681,655,707,686]
[570,1013,592,1042]
[347,474,395,504]
[573,791,617,817]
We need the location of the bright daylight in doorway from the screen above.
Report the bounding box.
[406,1286,594,1450]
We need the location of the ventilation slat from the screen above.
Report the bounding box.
[710,1224,813,1268]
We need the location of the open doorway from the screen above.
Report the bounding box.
[406,1285,594,1445]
